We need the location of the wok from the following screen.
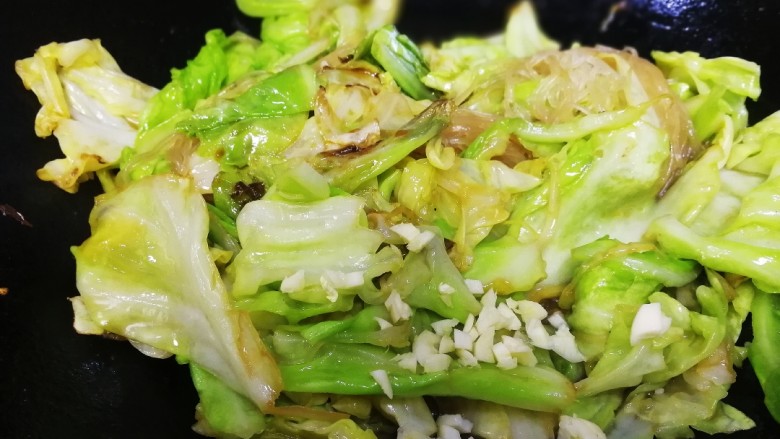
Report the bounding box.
[1,0,778,437]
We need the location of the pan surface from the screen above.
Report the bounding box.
[1,1,778,437]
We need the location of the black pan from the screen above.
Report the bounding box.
[1,1,778,437]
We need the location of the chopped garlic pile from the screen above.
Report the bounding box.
[386,278,585,374]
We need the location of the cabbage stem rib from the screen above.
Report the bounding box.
[278,344,575,413]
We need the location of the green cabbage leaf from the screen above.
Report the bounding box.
[72,175,282,411]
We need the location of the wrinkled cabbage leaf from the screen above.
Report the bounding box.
[72,175,282,410]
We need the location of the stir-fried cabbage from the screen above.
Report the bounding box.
[15,39,157,192]
[72,175,282,411]
[16,0,780,438]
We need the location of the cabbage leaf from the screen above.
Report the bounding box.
[72,175,282,410]
[15,39,157,192]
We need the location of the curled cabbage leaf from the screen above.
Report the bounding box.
[15,39,157,192]
[72,175,281,410]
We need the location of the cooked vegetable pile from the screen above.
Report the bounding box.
[15,0,780,437]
